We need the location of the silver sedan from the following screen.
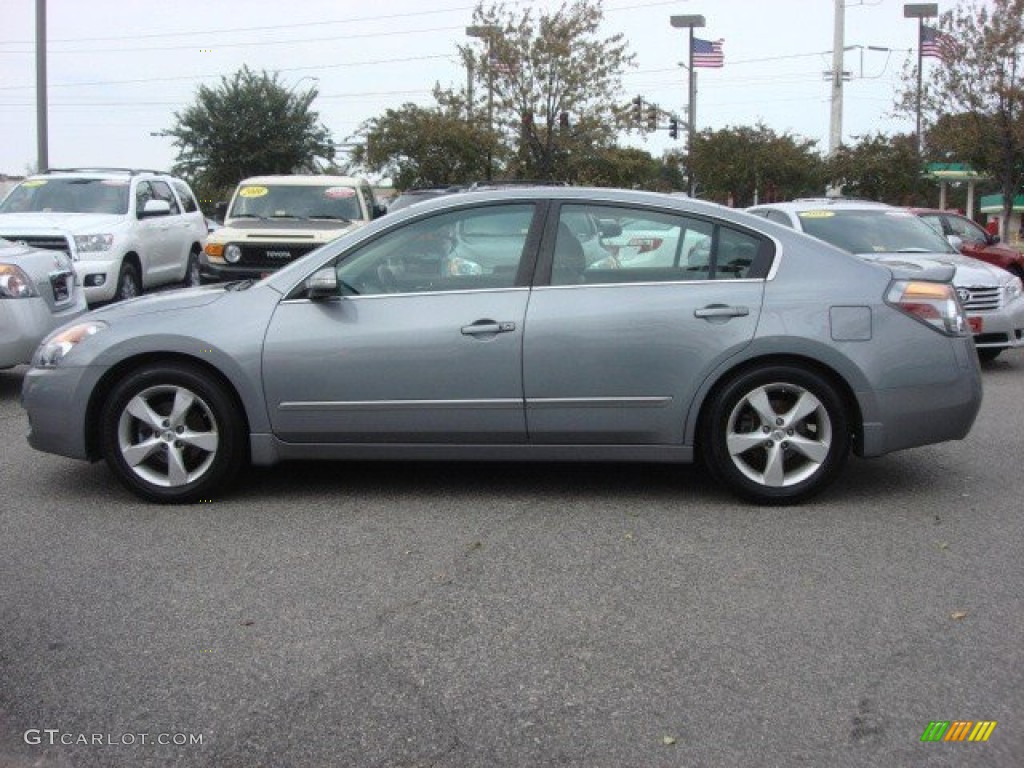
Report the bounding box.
[1,238,87,369]
[22,188,982,505]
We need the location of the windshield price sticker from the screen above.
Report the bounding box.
[238,186,269,198]
[798,210,834,218]
[22,180,47,187]
[323,187,356,199]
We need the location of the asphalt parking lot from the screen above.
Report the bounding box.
[1,353,1021,767]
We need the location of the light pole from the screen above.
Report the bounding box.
[36,0,48,172]
[670,14,705,197]
[904,4,938,156]
[466,24,499,180]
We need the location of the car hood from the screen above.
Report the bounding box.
[860,251,1009,286]
[0,211,125,233]
[87,284,228,321]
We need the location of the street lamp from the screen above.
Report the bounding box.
[670,14,705,197]
[904,3,938,155]
[466,24,500,180]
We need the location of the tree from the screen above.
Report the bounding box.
[690,124,824,206]
[826,132,923,204]
[351,101,498,189]
[899,0,1024,236]
[459,0,636,180]
[167,66,335,198]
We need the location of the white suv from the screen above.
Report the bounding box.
[201,175,382,282]
[0,168,207,305]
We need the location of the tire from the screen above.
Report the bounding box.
[701,365,850,505]
[977,347,1001,362]
[183,248,202,288]
[114,261,141,302]
[100,363,246,503]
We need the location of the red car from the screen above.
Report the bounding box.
[912,208,1024,279]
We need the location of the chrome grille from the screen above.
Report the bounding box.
[959,286,1001,312]
[3,234,71,253]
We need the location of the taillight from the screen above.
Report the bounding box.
[886,280,967,336]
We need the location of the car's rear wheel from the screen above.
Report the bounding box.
[100,363,246,503]
[114,261,141,302]
[702,365,850,505]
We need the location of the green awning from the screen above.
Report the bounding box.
[923,162,988,181]
[979,194,1024,213]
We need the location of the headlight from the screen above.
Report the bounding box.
[74,234,114,252]
[224,244,242,264]
[1004,276,1022,302]
[35,321,108,368]
[0,264,39,298]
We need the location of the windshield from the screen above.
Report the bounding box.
[0,178,130,215]
[229,184,362,221]
[797,209,955,255]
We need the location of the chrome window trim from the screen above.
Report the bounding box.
[279,286,531,304]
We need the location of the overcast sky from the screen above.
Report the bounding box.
[0,0,953,181]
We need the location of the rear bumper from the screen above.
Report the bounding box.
[859,337,982,457]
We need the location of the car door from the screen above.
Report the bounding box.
[262,203,542,443]
[523,203,769,445]
[941,213,992,261]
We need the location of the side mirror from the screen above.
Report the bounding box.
[215,201,228,222]
[305,267,338,299]
[988,233,1001,245]
[138,199,171,218]
[946,234,964,251]
[373,203,388,219]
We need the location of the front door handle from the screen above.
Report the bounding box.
[461,320,516,336]
[694,305,750,319]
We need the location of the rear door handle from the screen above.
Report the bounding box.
[461,320,516,336]
[694,305,750,319]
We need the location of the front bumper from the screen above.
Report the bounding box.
[0,294,88,368]
[967,301,1024,350]
[22,363,108,461]
[74,256,121,304]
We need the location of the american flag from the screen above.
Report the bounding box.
[692,37,724,68]
[921,25,955,62]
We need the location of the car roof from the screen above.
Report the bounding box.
[388,186,740,219]
[239,175,367,186]
[750,198,894,213]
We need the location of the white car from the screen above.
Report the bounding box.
[748,199,1024,361]
[201,175,383,281]
[0,169,207,305]
[0,238,87,368]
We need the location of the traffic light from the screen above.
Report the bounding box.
[631,95,643,124]
[646,104,658,131]
[668,116,679,140]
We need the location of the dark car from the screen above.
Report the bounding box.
[913,208,1024,280]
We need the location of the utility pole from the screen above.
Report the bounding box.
[671,15,706,197]
[36,0,48,171]
[828,0,844,155]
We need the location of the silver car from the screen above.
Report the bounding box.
[747,199,1024,361]
[1,238,87,369]
[22,189,982,505]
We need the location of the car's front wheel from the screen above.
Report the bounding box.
[702,365,850,505]
[100,363,246,503]
[114,261,141,302]
[183,247,202,288]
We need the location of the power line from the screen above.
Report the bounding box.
[0,54,455,91]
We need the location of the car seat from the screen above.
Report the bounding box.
[552,222,586,285]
